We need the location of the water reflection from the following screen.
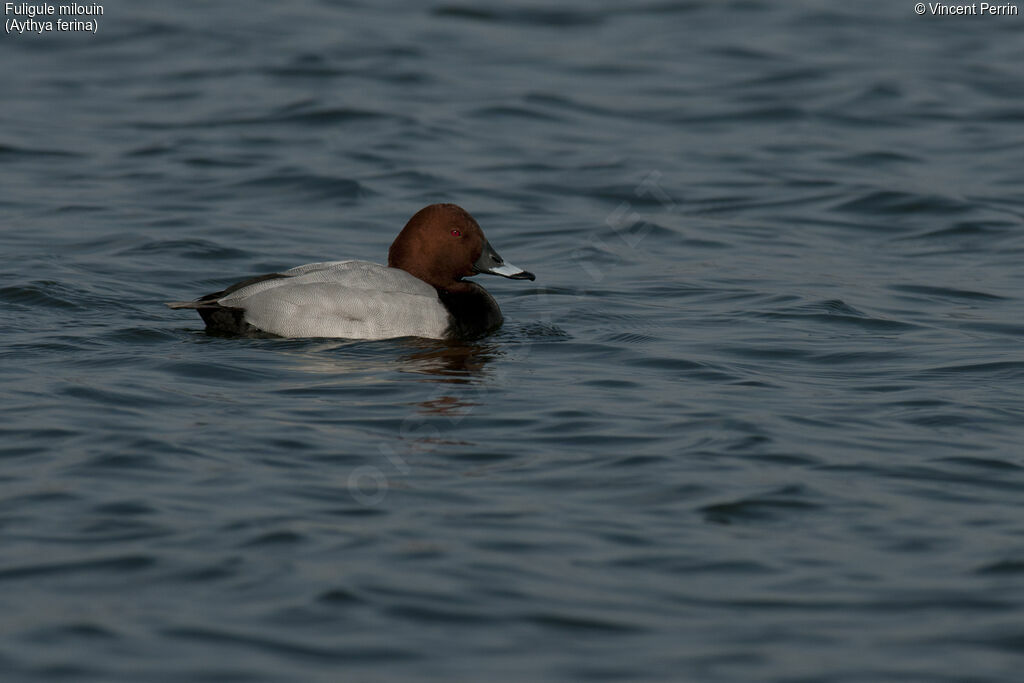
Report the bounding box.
[275,338,498,378]
[272,337,500,418]
[396,338,500,383]
[397,339,499,418]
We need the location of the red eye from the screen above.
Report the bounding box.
[451,229,461,237]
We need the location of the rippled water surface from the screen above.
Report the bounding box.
[3,1,1024,680]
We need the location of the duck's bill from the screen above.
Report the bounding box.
[485,262,535,280]
[473,241,536,281]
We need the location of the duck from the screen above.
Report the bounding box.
[166,203,535,340]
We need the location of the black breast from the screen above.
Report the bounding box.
[438,283,504,340]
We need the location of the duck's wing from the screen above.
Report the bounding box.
[221,281,447,339]
[280,260,356,276]
[165,272,292,309]
[215,262,448,339]
[165,261,367,310]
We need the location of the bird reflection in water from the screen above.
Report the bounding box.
[397,338,497,381]
[397,338,500,417]
[275,337,500,418]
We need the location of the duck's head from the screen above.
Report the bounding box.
[388,203,535,292]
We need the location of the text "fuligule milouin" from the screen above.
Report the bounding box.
[4,3,104,17]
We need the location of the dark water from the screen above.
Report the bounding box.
[3,1,1024,680]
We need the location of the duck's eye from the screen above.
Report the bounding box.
[451,229,461,237]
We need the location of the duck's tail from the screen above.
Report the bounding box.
[166,272,291,336]
[167,299,262,336]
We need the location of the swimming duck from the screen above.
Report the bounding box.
[166,203,535,340]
